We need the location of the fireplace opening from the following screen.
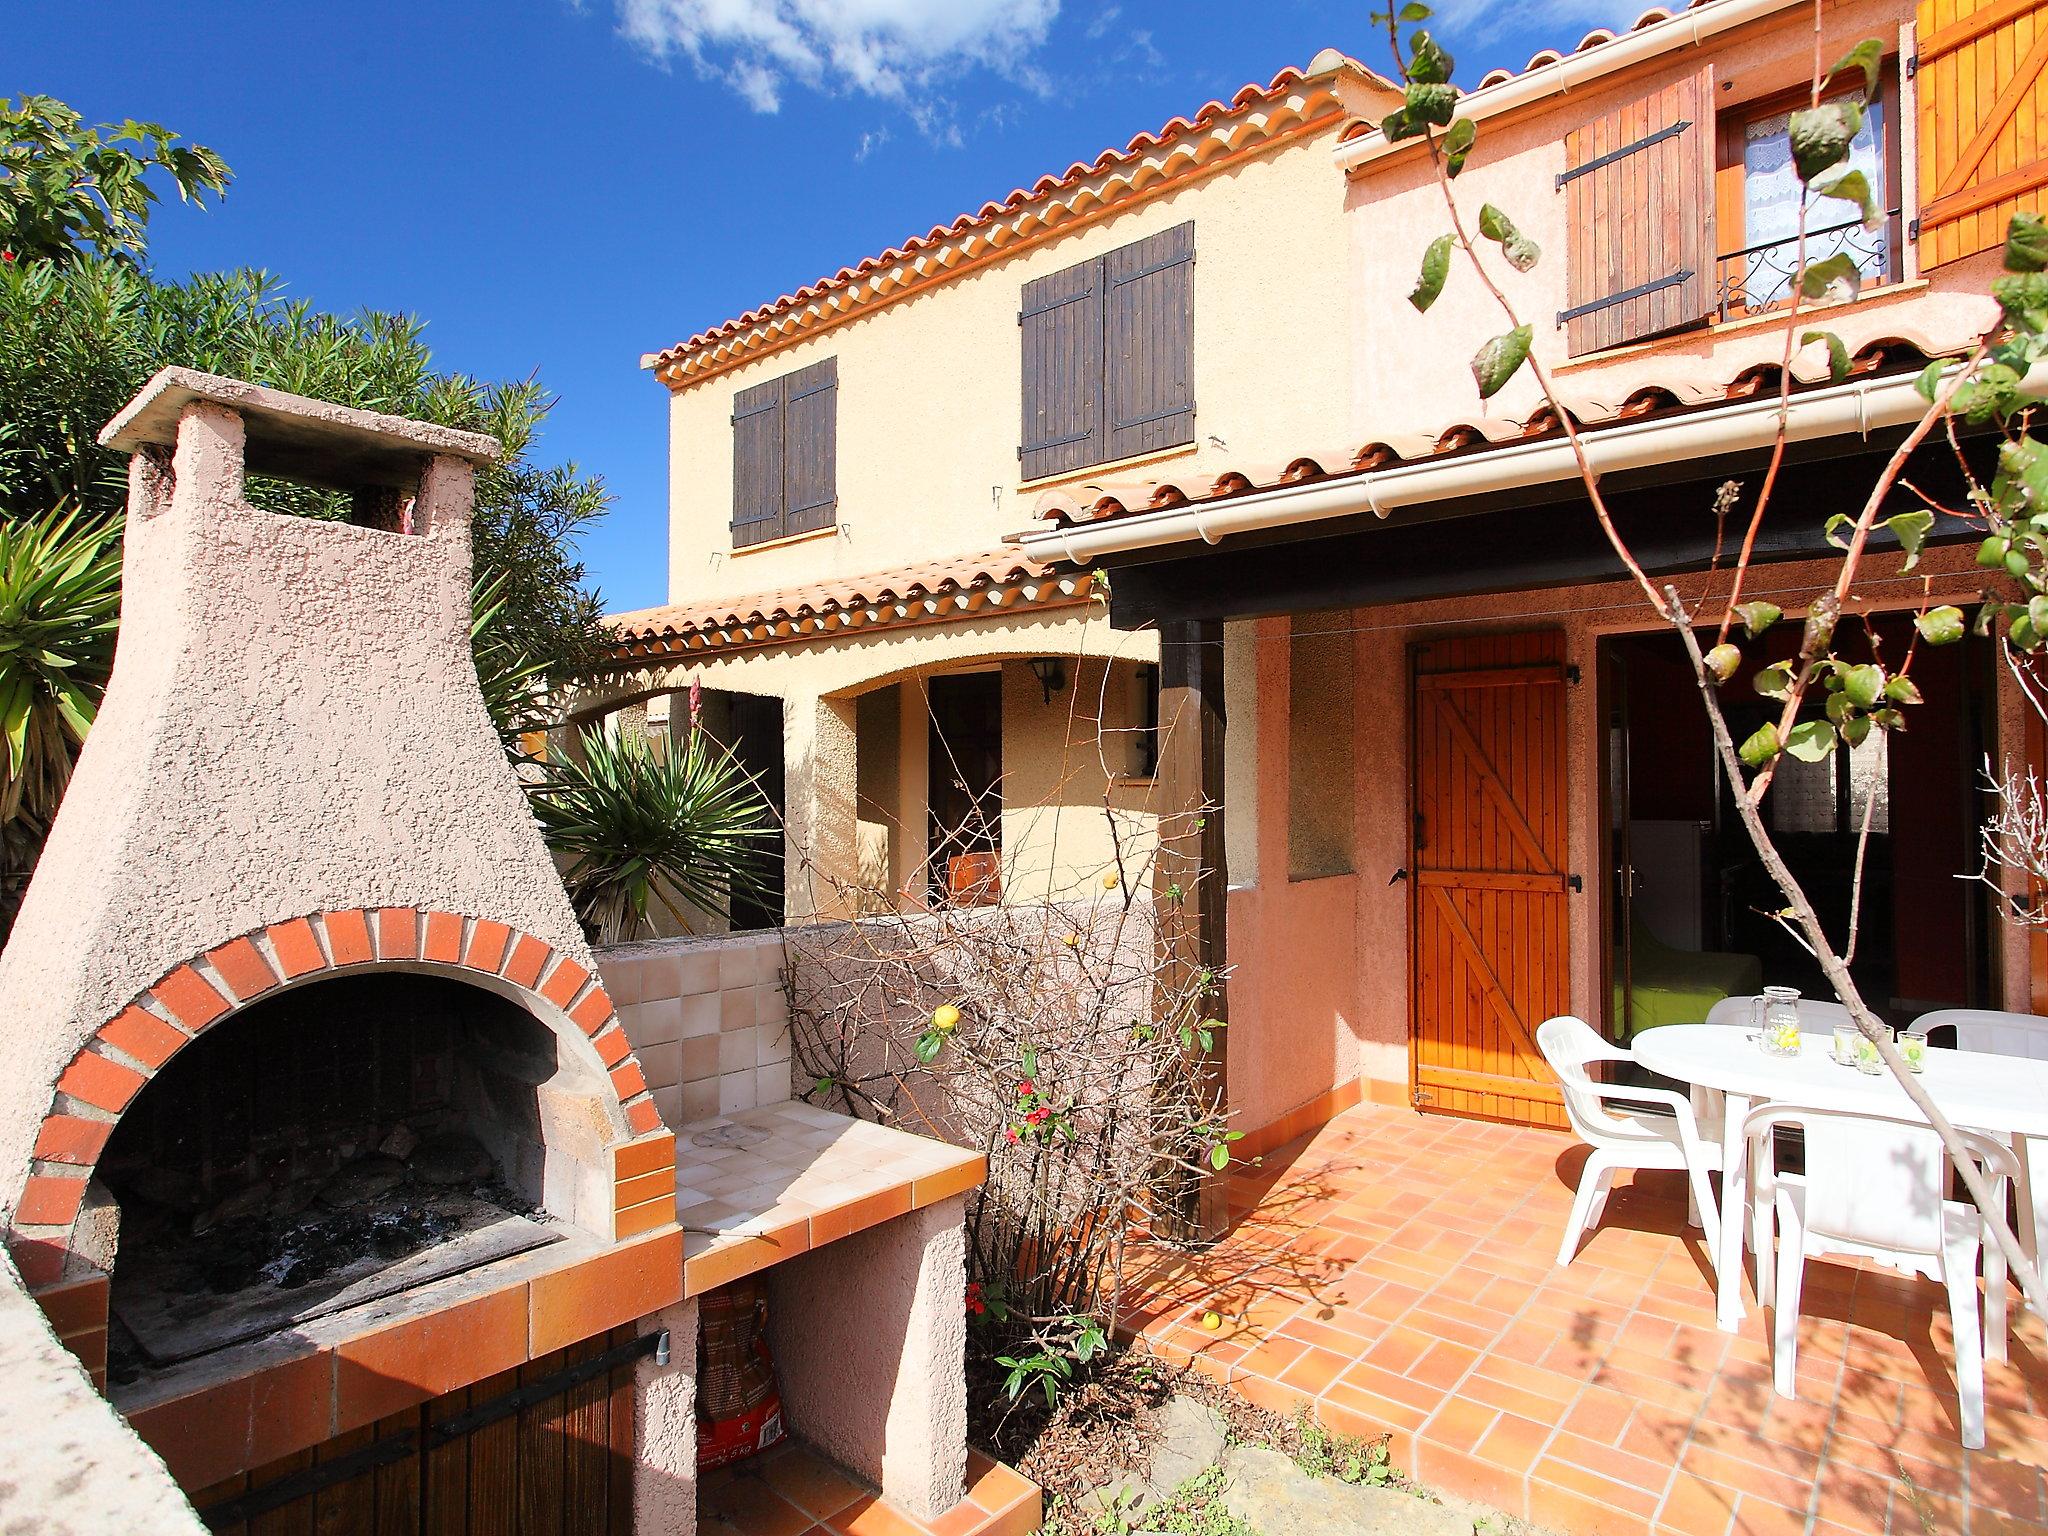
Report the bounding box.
[95,971,609,1384]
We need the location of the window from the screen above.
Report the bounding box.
[1130,662,1160,779]
[731,356,837,549]
[1715,80,1898,319]
[1019,223,1194,479]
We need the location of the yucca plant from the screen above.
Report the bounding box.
[0,503,122,928]
[531,724,778,944]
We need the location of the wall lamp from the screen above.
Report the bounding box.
[1028,657,1068,704]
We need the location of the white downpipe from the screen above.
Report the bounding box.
[1020,365,2043,567]
[1333,0,1807,174]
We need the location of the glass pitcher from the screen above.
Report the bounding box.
[1758,985,1803,1056]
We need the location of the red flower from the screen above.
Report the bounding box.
[1027,1107,1050,1125]
[1003,1126,1021,1143]
[1,250,13,263]
[965,1282,986,1316]
[1016,1079,1036,1097]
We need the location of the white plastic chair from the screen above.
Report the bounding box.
[1538,1015,1721,1269]
[1906,1008,2048,1290]
[1906,1008,2048,1058]
[1744,1103,2016,1449]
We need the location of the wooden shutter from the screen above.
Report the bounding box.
[1105,222,1196,461]
[781,357,838,537]
[731,376,785,548]
[1916,0,2048,267]
[1019,258,1105,479]
[1559,69,1714,356]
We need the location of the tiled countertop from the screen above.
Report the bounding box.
[676,1101,985,1295]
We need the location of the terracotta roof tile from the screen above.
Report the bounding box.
[1023,335,1955,534]
[604,548,1079,660]
[644,53,1395,384]
[1472,0,1723,89]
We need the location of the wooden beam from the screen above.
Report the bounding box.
[1153,617,1230,1243]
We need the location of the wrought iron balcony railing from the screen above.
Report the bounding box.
[1714,210,1902,321]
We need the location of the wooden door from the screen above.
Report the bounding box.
[191,1330,641,1535]
[1915,0,2048,268]
[1410,632,1573,1128]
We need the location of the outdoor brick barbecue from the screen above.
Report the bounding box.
[0,370,685,1499]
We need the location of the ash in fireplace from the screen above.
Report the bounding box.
[108,1125,558,1379]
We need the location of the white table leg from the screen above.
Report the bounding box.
[2023,1134,2045,1318]
[1717,1090,1753,1332]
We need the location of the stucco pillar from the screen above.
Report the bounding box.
[765,1195,969,1521]
[895,679,931,909]
[633,1297,699,1536]
[784,693,860,923]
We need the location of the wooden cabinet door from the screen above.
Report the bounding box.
[1410,631,1572,1128]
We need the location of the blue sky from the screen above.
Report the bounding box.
[12,0,1632,613]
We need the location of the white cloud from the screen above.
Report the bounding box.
[1084,4,1119,40]
[1426,0,1632,49]
[617,0,1061,126]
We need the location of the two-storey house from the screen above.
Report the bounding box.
[591,55,1401,926]
[1017,0,2048,1148]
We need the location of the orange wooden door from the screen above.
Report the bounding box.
[1410,631,1572,1128]
[1916,0,2048,267]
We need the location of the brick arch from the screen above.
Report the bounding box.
[12,906,663,1262]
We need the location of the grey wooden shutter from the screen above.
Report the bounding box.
[1105,222,1195,461]
[1558,68,1714,356]
[1019,258,1106,480]
[782,357,838,537]
[731,376,785,548]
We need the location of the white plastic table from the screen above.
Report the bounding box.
[1632,1023,2048,1331]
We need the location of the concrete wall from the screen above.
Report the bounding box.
[0,1251,205,1536]
[663,110,1375,608]
[767,1194,969,1521]
[598,932,791,1126]
[1220,541,2034,1138]
[1344,0,1999,441]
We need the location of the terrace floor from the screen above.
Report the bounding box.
[1122,1101,2048,1536]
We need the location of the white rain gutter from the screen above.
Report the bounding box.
[1019,365,2044,567]
[1333,0,1806,174]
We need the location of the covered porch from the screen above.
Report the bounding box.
[1122,1100,2048,1535]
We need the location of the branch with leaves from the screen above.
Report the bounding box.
[1376,0,2048,1307]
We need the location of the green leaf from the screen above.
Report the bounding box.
[1754,662,1794,700]
[1827,38,1884,103]
[1704,642,1742,684]
[1379,106,1421,142]
[1477,203,1539,271]
[1815,169,1880,229]
[1885,674,1924,705]
[1800,251,1864,300]
[1410,234,1453,312]
[1841,664,1885,709]
[1443,116,1476,176]
[1802,329,1850,384]
[1824,512,1856,549]
[1404,81,1457,128]
[2009,211,2048,273]
[1739,722,1782,768]
[1915,359,1948,403]
[1470,324,1533,399]
[1786,719,1838,762]
[1399,1,1432,17]
[1409,30,1455,84]
[1884,509,1935,571]
[1916,605,1966,645]
[1993,272,2048,330]
[1789,100,1863,182]
[1735,600,1782,637]
[1210,1144,1230,1170]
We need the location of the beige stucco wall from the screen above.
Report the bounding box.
[1344,0,2003,442]
[662,117,1368,607]
[1222,540,2032,1137]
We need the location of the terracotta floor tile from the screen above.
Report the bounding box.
[757,1447,870,1521]
[702,1473,817,1536]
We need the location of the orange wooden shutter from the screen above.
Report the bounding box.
[1915,0,2048,267]
[1559,68,1715,356]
